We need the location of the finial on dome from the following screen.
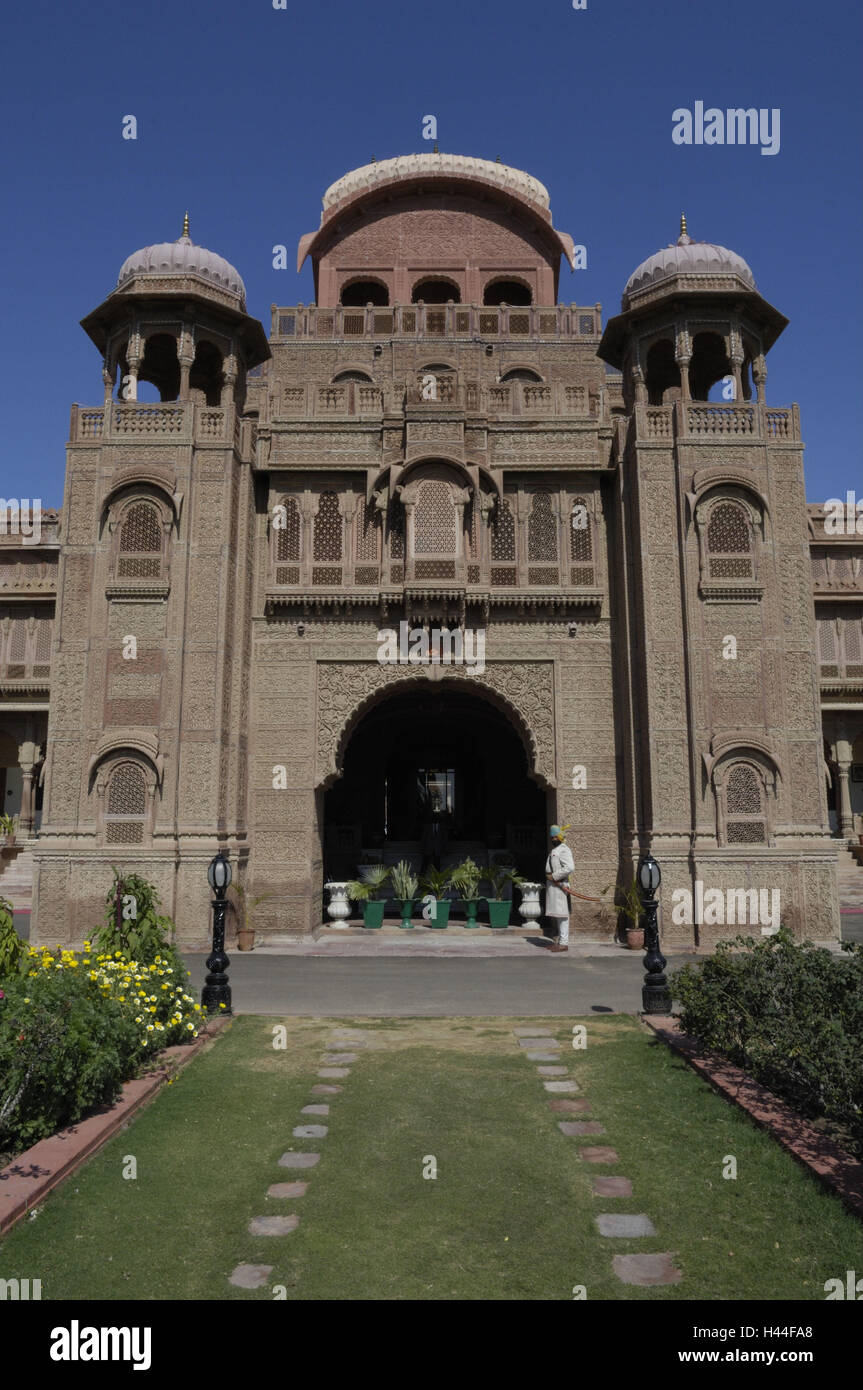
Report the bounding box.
[677,212,691,246]
[182,211,190,238]
[371,154,376,164]
[433,142,439,153]
[496,154,502,163]
[680,212,687,236]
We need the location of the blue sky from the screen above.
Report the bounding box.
[1,0,860,506]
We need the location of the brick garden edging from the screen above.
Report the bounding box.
[0,1017,228,1236]
[643,1015,863,1220]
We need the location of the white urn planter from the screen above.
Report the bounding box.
[518,882,543,928]
[325,881,351,927]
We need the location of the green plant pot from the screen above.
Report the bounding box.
[486,898,511,928]
[398,899,415,929]
[426,899,451,928]
[362,899,385,929]
[463,899,479,927]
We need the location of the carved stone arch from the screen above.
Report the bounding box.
[332,364,374,383]
[316,662,556,791]
[690,469,771,525]
[499,363,545,382]
[101,473,181,537]
[707,743,779,848]
[88,731,164,792]
[693,487,763,587]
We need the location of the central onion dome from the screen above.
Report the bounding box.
[622,216,756,307]
[322,152,551,213]
[116,214,246,307]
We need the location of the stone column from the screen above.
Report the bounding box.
[17,740,39,836]
[835,737,855,839]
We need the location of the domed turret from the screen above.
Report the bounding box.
[116,213,246,308]
[622,216,756,308]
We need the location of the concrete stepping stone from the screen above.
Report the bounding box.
[517,1038,561,1049]
[229,1263,273,1289]
[293,1124,328,1138]
[593,1176,632,1198]
[249,1214,300,1236]
[558,1121,606,1137]
[543,1080,580,1093]
[317,1068,350,1078]
[613,1253,681,1286]
[322,1053,358,1064]
[301,1104,330,1116]
[312,1084,342,1095]
[527,1052,562,1062]
[513,1027,553,1036]
[549,1098,591,1114]
[278,1152,320,1169]
[579,1146,619,1164]
[267,1182,308,1198]
[596,1213,656,1238]
[537,1065,568,1076]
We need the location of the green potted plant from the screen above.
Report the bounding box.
[419,864,454,928]
[452,856,482,927]
[0,813,17,849]
[390,859,419,929]
[602,875,644,949]
[484,861,524,928]
[230,883,272,951]
[346,864,391,928]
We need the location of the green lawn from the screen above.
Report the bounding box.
[1,1015,860,1300]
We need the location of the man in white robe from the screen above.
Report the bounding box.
[545,823,574,953]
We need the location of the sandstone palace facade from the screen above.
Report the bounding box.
[3,152,862,947]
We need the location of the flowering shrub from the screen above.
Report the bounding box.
[0,941,203,1156]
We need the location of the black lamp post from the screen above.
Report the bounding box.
[638,850,671,1014]
[202,851,232,1015]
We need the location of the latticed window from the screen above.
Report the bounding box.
[414,480,456,556]
[817,617,838,674]
[844,615,863,675]
[387,500,405,560]
[528,492,558,562]
[356,500,379,562]
[491,497,516,561]
[725,764,766,844]
[274,497,301,562]
[313,491,342,561]
[105,762,147,844]
[117,502,163,580]
[570,498,592,561]
[706,501,753,580]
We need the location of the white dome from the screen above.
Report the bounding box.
[117,232,245,302]
[322,152,551,212]
[624,231,756,303]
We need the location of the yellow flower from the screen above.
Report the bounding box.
[23,997,30,1003]
[146,1024,154,1032]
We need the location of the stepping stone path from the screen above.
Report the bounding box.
[511,1025,681,1293]
[249,1214,300,1237]
[229,1263,273,1289]
[230,1026,366,1293]
[596,1213,657,1238]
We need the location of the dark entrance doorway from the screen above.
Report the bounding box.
[323,686,548,886]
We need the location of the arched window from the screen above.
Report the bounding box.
[644,339,680,406]
[689,331,732,402]
[189,340,224,407]
[528,492,558,562]
[417,363,456,403]
[274,497,301,563]
[500,368,543,383]
[570,498,592,562]
[706,501,754,580]
[412,278,461,304]
[117,502,163,579]
[104,761,148,844]
[414,480,457,555]
[484,279,532,306]
[137,333,180,402]
[340,280,389,306]
[313,491,343,562]
[332,370,373,383]
[724,763,767,845]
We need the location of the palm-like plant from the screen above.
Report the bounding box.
[390,860,419,902]
[485,860,524,899]
[347,864,391,902]
[420,864,453,897]
[601,876,643,931]
[451,856,482,901]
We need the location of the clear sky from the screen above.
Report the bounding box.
[2,0,860,507]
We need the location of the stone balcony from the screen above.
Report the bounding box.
[68,401,251,450]
[269,302,603,344]
[269,377,605,423]
[636,401,800,444]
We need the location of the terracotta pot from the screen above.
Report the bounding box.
[625,927,644,950]
[237,928,255,951]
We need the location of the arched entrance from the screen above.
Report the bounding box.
[323,686,549,890]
